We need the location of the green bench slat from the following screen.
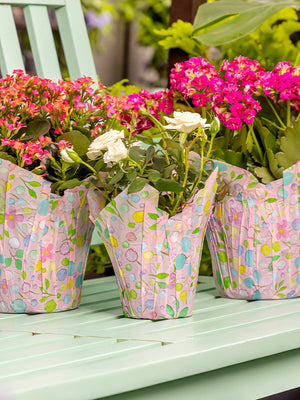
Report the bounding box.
[55,0,98,81]
[23,4,61,79]
[0,0,64,6]
[0,4,25,74]
[1,276,300,400]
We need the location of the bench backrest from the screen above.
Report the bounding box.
[0,0,98,81]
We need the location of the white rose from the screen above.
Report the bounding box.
[60,148,78,163]
[103,139,128,163]
[164,111,210,133]
[87,129,125,160]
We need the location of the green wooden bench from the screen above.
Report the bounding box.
[1,275,300,399]
[1,2,300,399]
[0,0,97,81]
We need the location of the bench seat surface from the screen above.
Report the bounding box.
[1,276,300,400]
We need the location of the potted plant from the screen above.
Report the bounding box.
[170,55,300,300]
[0,70,110,313]
[84,88,220,319]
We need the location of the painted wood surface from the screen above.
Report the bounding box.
[0,276,300,399]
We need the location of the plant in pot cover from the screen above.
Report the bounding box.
[170,55,300,300]
[86,89,220,319]
[0,71,111,313]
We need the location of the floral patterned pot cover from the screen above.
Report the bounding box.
[0,159,94,313]
[88,168,218,319]
[207,159,300,300]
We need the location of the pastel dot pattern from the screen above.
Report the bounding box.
[207,160,300,300]
[88,169,218,320]
[0,159,94,313]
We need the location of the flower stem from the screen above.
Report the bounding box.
[142,110,170,164]
[287,100,291,127]
[266,98,286,129]
[249,124,264,164]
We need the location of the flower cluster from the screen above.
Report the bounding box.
[170,56,300,182]
[0,70,112,193]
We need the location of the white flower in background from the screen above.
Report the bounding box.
[87,129,125,160]
[60,148,78,163]
[103,139,128,163]
[164,111,210,133]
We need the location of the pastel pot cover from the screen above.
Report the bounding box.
[207,159,300,300]
[88,168,218,319]
[0,159,94,313]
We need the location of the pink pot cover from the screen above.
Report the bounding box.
[207,159,300,300]
[0,159,94,313]
[88,169,218,319]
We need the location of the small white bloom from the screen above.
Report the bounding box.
[103,139,128,163]
[87,129,125,160]
[164,111,210,133]
[60,148,78,163]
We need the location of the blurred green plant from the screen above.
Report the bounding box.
[85,244,113,278]
[157,1,300,70]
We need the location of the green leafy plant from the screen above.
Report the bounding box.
[157,1,300,71]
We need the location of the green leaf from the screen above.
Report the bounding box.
[163,164,177,179]
[148,213,159,220]
[236,174,244,180]
[277,293,286,298]
[57,131,91,156]
[145,145,155,164]
[176,299,180,312]
[265,198,278,203]
[155,178,184,193]
[28,188,37,199]
[26,181,42,188]
[278,280,284,287]
[148,170,161,182]
[276,120,300,169]
[224,150,246,169]
[272,255,280,261]
[22,271,26,280]
[247,182,258,189]
[127,178,148,194]
[15,259,22,270]
[39,296,47,303]
[18,118,50,141]
[178,307,189,318]
[15,249,24,258]
[192,227,200,234]
[0,152,16,164]
[254,167,276,184]
[166,304,174,317]
[192,0,300,46]
[157,282,168,289]
[152,156,168,172]
[149,224,157,230]
[126,170,137,182]
[129,147,145,163]
[105,206,117,215]
[5,258,11,267]
[279,286,287,292]
[59,179,83,191]
[45,279,50,290]
[150,273,169,279]
[268,263,273,272]
[108,170,124,185]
